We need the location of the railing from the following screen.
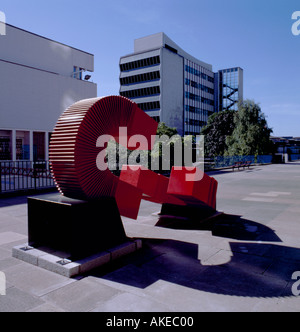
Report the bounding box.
[0,160,56,194]
[205,155,274,170]
[289,154,300,161]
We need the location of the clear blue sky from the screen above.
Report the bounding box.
[1,0,300,137]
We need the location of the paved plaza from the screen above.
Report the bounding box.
[0,162,300,312]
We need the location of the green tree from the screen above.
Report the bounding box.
[201,110,235,157]
[225,100,273,156]
[156,122,178,137]
[150,122,182,173]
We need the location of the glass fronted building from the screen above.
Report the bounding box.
[215,67,244,112]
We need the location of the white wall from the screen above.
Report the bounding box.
[0,24,94,77]
[161,48,184,136]
[0,60,97,132]
[0,24,97,161]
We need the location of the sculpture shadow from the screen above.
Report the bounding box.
[155,213,282,243]
[93,239,298,299]
[89,213,298,299]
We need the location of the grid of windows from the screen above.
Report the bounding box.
[185,105,208,116]
[137,101,160,111]
[185,92,214,106]
[221,68,240,111]
[120,71,160,85]
[120,56,160,72]
[184,59,216,135]
[188,119,206,127]
[120,86,160,99]
[185,79,214,95]
[184,106,208,135]
[223,68,239,74]
[185,65,214,83]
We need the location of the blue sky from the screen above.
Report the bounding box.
[1,0,300,137]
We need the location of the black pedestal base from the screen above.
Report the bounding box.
[28,194,128,261]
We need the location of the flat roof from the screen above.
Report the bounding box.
[6,23,94,57]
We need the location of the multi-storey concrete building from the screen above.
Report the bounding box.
[0,24,97,161]
[120,32,243,136]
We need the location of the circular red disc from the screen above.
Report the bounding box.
[49,96,140,200]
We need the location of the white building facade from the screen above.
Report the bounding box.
[0,24,97,161]
[120,33,243,136]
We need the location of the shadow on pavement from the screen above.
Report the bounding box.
[156,213,282,243]
[90,214,299,299]
[93,239,298,299]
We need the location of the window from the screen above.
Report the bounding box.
[120,71,160,85]
[0,130,12,160]
[33,132,45,161]
[185,92,214,106]
[73,66,77,79]
[185,79,214,95]
[120,56,160,72]
[137,101,160,111]
[152,116,160,123]
[16,131,30,160]
[79,68,83,80]
[73,66,84,80]
[120,86,160,99]
[185,65,214,83]
[0,137,11,160]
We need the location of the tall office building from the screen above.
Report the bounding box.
[119,33,243,136]
[120,33,215,136]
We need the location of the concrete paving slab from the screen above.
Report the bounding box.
[0,286,44,312]
[41,277,122,312]
[91,291,172,312]
[0,163,300,312]
[0,232,27,246]
[2,262,75,298]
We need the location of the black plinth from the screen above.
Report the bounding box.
[28,194,128,260]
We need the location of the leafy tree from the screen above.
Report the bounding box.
[225,100,273,156]
[150,122,182,173]
[201,110,235,157]
[156,122,178,137]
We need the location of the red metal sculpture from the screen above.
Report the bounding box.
[49,96,218,220]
